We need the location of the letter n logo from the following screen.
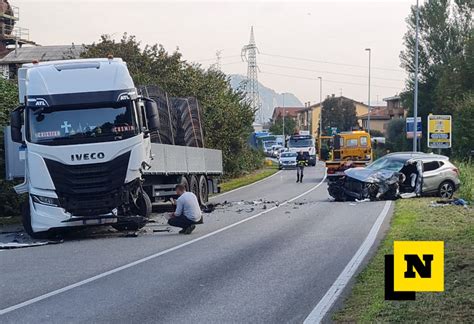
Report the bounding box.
[394,241,444,292]
[404,254,433,278]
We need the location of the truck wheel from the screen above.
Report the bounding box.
[112,192,151,232]
[21,201,50,239]
[190,175,199,197]
[181,176,190,191]
[198,175,208,205]
[137,191,152,218]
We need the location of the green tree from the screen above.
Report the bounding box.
[320,96,358,134]
[82,34,259,176]
[400,0,473,154]
[0,78,24,216]
[385,118,411,152]
[269,116,296,135]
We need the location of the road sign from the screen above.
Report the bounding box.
[406,117,422,139]
[428,115,451,149]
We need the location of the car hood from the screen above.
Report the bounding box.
[344,167,399,184]
[279,157,296,162]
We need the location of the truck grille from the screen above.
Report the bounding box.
[44,152,130,216]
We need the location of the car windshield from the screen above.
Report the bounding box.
[366,157,405,171]
[281,153,297,158]
[288,138,312,148]
[28,102,138,145]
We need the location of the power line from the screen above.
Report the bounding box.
[259,62,403,82]
[260,70,401,90]
[197,55,241,62]
[260,52,404,73]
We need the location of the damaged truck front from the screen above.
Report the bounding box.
[5,58,222,238]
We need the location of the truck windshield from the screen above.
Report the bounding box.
[289,138,312,148]
[28,102,138,145]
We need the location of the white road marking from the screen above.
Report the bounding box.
[303,200,392,324]
[0,168,327,316]
[209,170,282,200]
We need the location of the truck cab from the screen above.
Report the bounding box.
[8,58,164,237]
[287,134,316,166]
[324,130,373,179]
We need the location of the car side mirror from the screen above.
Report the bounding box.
[10,106,24,143]
[144,99,160,132]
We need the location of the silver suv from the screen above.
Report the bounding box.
[372,152,460,198]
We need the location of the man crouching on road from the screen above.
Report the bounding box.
[168,184,202,234]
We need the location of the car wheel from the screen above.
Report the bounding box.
[438,181,454,199]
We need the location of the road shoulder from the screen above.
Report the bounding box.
[332,198,473,322]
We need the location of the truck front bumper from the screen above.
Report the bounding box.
[30,198,119,233]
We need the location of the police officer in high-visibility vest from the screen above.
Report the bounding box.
[296,151,308,183]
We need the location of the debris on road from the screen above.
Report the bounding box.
[153,228,172,233]
[0,231,63,250]
[429,198,469,208]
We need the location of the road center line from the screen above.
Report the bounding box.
[0,168,327,316]
[303,200,392,324]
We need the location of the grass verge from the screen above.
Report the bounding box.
[219,163,279,193]
[333,197,473,322]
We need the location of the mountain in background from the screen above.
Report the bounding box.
[229,74,303,122]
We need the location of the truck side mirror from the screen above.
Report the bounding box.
[144,99,160,132]
[10,106,24,143]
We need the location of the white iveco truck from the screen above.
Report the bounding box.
[5,58,222,238]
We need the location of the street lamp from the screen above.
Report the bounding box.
[318,76,322,137]
[365,48,371,134]
[413,0,420,152]
[282,94,286,146]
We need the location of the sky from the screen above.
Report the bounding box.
[13,0,415,106]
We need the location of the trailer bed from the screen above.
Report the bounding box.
[145,143,223,175]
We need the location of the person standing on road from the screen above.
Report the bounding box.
[296,151,308,183]
[168,184,202,234]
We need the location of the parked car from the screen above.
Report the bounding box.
[271,144,283,157]
[278,152,297,169]
[327,152,460,201]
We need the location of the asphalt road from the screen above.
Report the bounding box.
[0,165,393,323]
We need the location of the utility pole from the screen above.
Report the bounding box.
[413,0,420,152]
[241,26,262,123]
[365,48,371,135]
[282,94,286,146]
[318,77,323,137]
[215,50,222,71]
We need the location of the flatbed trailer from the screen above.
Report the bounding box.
[143,143,222,203]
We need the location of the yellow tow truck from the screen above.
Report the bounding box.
[319,131,373,179]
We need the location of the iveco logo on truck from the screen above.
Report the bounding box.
[71,152,105,161]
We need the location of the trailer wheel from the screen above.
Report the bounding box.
[198,175,208,205]
[190,175,199,197]
[181,176,190,191]
[21,201,51,239]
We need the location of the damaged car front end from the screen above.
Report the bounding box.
[327,154,424,202]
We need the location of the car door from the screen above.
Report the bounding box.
[422,160,441,193]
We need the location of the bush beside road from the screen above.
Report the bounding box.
[333,195,473,322]
[218,164,279,194]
